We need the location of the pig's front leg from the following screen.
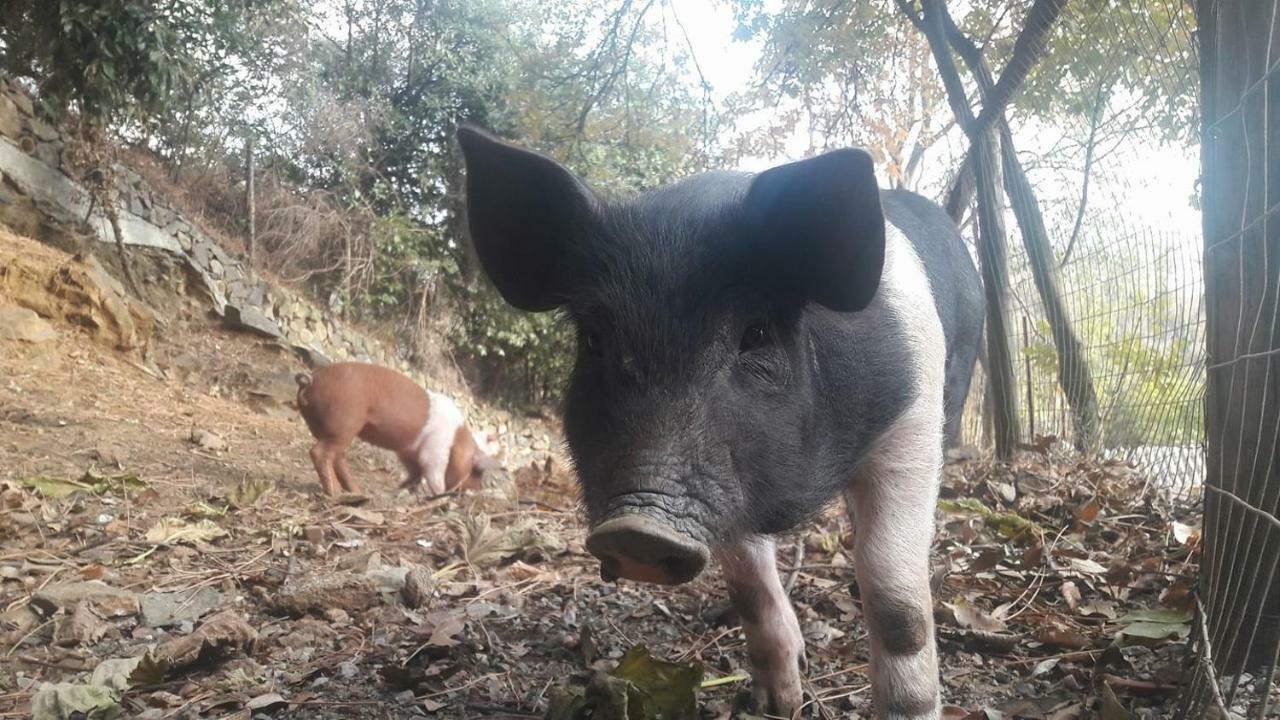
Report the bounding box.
[845,408,942,720]
[719,537,805,718]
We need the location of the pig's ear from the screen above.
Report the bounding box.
[456,126,596,311]
[742,149,886,313]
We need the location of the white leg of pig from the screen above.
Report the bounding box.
[846,404,942,720]
[719,537,805,718]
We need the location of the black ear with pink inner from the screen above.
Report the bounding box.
[456,126,598,312]
[741,148,887,312]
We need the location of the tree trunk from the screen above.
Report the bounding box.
[998,124,1101,450]
[915,0,1020,458]
[246,136,256,272]
[971,130,1021,458]
[928,0,1069,224]
[939,11,1103,451]
[104,199,143,299]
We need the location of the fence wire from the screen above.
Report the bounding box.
[1176,0,1280,716]
[954,0,1207,501]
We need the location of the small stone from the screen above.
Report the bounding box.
[189,428,228,452]
[52,601,109,646]
[0,306,56,343]
[273,573,379,616]
[363,566,409,593]
[140,587,224,627]
[128,192,147,217]
[5,88,33,116]
[33,140,61,168]
[402,567,436,610]
[28,116,58,141]
[34,580,138,618]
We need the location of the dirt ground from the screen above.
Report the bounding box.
[0,259,1216,719]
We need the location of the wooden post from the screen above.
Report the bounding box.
[246,135,256,272]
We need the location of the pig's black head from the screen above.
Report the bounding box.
[457,126,885,585]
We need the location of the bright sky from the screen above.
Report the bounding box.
[669,1,1202,250]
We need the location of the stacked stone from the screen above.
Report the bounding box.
[0,84,441,393]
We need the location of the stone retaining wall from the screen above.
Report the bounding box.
[0,84,437,394]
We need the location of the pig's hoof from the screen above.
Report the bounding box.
[751,681,803,720]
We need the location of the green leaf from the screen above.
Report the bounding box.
[1114,607,1192,644]
[611,646,703,720]
[21,476,92,499]
[19,472,144,499]
[1116,608,1193,625]
[30,682,121,720]
[545,646,704,720]
[80,471,146,495]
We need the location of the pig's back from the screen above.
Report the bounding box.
[878,189,984,358]
[306,363,430,452]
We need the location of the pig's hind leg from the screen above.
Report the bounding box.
[309,442,343,496]
[845,406,942,720]
[718,537,805,717]
[333,452,360,494]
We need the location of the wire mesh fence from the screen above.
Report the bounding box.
[946,0,1280,711]
[1175,0,1280,716]
[944,0,1207,501]
[957,194,1207,498]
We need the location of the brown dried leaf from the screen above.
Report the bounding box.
[1061,581,1081,612]
[1075,498,1101,524]
[1100,682,1134,720]
[154,611,257,669]
[1035,624,1092,650]
[945,601,1007,633]
[427,614,465,648]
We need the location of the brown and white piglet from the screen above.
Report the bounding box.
[295,362,496,496]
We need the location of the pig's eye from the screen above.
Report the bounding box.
[582,329,603,356]
[739,322,770,353]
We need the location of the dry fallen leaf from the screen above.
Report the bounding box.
[228,477,275,509]
[945,601,1008,633]
[1075,498,1101,524]
[1061,580,1081,612]
[1067,557,1107,576]
[427,613,465,648]
[1171,521,1200,546]
[1035,624,1093,650]
[145,518,228,546]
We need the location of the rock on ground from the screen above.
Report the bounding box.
[0,306,56,343]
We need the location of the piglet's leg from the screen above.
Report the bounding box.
[719,537,805,718]
[334,453,360,494]
[309,442,341,496]
[845,408,942,720]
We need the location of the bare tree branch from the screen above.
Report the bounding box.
[1059,78,1110,268]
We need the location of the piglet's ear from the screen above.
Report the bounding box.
[741,149,886,313]
[456,126,596,312]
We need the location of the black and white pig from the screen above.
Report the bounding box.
[456,126,984,720]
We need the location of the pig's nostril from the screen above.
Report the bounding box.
[585,514,709,586]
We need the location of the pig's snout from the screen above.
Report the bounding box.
[585,515,709,585]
